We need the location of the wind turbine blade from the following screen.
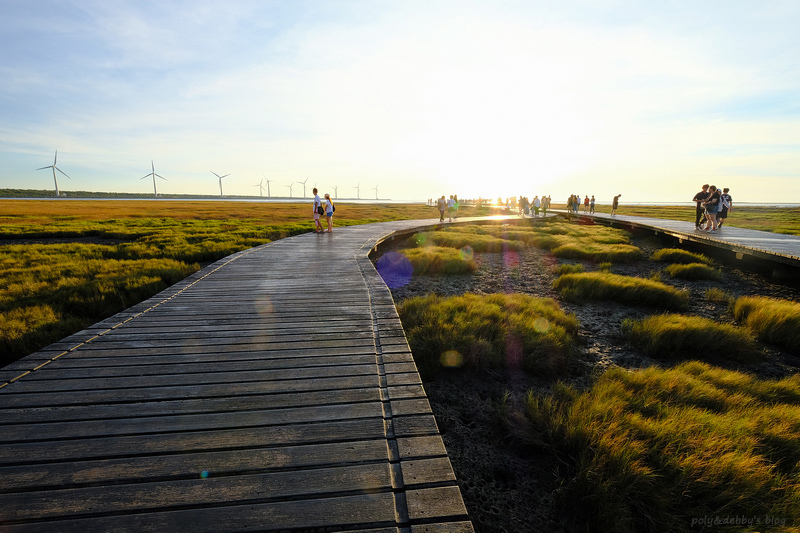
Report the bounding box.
[55,167,71,179]
[155,174,167,181]
[53,150,58,164]
[36,166,51,171]
[221,174,230,179]
[141,174,150,180]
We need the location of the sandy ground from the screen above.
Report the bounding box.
[376,228,800,533]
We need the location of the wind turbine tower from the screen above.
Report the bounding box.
[141,160,166,197]
[373,184,379,200]
[212,171,230,197]
[354,183,361,199]
[263,174,272,198]
[36,150,71,197]
[296,177,309,198]
[333,185,339,199]
[254,178,265,197]
[285,183,294,198]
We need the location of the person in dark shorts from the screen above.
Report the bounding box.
[611,194,621,215]
[692,184,709,229]
[718,187,732,228]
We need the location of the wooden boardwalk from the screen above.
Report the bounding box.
[556,210,800,272]
[0,217,480,533]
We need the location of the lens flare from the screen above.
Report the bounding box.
[440,350,464,368]
[459,246,473,261]
[200,470,209,479]
[503,250,520,269]
[534,318,551,333]
[376,251,414,289]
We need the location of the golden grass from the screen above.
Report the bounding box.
[651,248,712,265]
[398,292,578,377]
[525,361,800,532]
[663,262,722,280]
[400,246,477,274]
[623,313,757,362]
[733,296,800,355]
[553,271,690,310]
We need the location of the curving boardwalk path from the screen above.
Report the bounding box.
[2,212,798,532]
[0,217,489,533]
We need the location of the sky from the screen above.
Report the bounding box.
[1,0,799,203]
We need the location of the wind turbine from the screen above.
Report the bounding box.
[36,150,70,197]
[262,174,272,197]
[373,184,379,200]
[285,182,294,198]
[140,160,166,197]
[254,178,265,197]
[333,185,339,199]
[211,171,230,197]
[354,183,361,199]
[296,177,309,198]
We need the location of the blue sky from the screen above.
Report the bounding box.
[1,0,799,202]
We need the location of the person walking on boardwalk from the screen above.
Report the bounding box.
[717,188,733,228]
[590,195,595,214]
[583,195,590,213]
[611,194,621,215]
[533,195,541,217]
[437,195,447,222]
[447,195,456,222]
[324,193,334,232]
[312,188,324,233]
[700,185,721,232]
[692,184,710,229]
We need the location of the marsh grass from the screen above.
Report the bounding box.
[411,222,641,263]
[552,263,584,276]
[651,248,712,265]
[733,296,800,354]
[622,313,757,362]
[524,362,800,532]
[397,293,578,377]
[0,200,447,367]
[705,287,734,306]
[553,272,690,310]
[400,246,477,274]
[663,262,721,280]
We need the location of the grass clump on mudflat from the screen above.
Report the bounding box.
[410,222,642,263]
[399,246,476,275]
[623,313,757,362]
[663,262,721,280]
[705,287,734,305]
[733,296,800,355]
[525,361,800,533]
[553,272,690,310]
[397,293,578,377]
[651,247,712,264]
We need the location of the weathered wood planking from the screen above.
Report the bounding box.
[0,217,477,532]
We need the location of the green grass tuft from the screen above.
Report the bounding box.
[663,262,721,280]
[552,263,584,276]
[623,313,757,362]
[397,293,578,377]
[553,272,690,310]
[733,296,800,355]
[524,362,800,532]
[399,246,477,275]
[705,287,733,305]
[651,248,712,264]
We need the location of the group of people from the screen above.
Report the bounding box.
[567,194,598,214]
[312,187,335,233]
[692,184,732,233]
[518,195,551,217]
[436,195,459,222]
